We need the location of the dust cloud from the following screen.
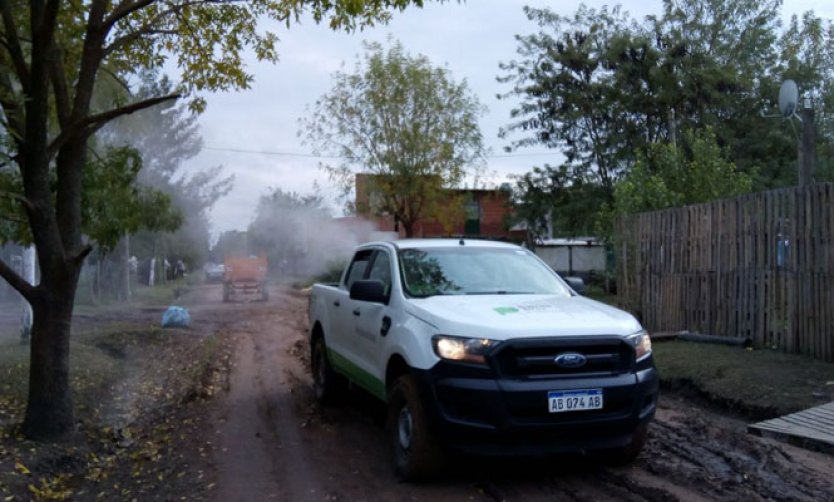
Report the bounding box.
[238,189,396,281]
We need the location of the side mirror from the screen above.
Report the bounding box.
[563,276,586,295]
[350,279,387,303]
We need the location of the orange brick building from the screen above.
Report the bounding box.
[354,174,524,241]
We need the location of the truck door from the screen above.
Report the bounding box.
[329,249,374,365]
[350,249,393,392]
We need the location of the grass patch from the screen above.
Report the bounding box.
[0,318,230,501]
[654,340,834,419]
[129,281,186,306]
[0,322,163,423]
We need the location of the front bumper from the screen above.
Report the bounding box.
[411,356,659,456]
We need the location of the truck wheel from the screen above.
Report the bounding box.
[311,336,345,404]
[387,374,444,481]
[595,422,648,466]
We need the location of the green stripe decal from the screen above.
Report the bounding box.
[328,348,386,401]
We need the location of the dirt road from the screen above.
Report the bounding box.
[207,284,834,501]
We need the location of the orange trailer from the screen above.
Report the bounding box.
[223,255,268,302]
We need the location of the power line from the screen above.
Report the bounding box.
[202,146,337,158]
[489,152,556,159]
[202,146,556,159]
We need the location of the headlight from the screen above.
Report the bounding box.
[432,335,499,365]
[627,330,652,361]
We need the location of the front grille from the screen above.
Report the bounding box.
[489,336,633,378]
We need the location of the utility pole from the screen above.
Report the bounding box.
[798,97,815,186]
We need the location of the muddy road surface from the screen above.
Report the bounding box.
[207,284,834,501]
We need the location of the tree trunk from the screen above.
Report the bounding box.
[403,220,415,238]
[21,266,79,440]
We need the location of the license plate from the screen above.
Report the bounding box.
[548,389,603,413]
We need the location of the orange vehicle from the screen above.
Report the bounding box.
[223,255,268,302]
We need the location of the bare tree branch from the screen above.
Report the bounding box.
[98,66,132,93]
[0,190,36,213]
[72,244,93,265]
[104,0,157,30]
[0,256,36,303]
[70,0,108,125]
[0,0,30,89]
[46,93,181,159]
[50,49,71,128]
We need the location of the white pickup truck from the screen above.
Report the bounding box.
[308,239,658,480]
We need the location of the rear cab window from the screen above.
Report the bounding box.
[343,249,374,290]
[366,250,393,298]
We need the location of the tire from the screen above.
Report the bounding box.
[595,422,648,466]
[311,335,345,404]
[387,374,444,481]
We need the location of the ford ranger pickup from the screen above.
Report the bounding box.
[307,239,658,480]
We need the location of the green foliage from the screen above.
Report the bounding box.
[0,0,445,441]
[502,0,834,237]
[511,165,609,241]
[499,5,646,191]
[616,129,754,212]
[0,0,435,245]
[102,71,233,267]
[301,38,485,235]
[596,128,755,240]
[82,147,181,250]
[776,12,834,183]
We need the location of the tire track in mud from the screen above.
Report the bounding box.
[634,397,834,502]
[214,307,325,501]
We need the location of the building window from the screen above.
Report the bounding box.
[464,194,480,235]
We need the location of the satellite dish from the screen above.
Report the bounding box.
[778,80,799,118]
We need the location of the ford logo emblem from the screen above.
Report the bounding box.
[554,352,587,368]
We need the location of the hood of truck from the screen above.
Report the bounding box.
[405,294,642,340]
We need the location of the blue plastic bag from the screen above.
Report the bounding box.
[161,306,191,328]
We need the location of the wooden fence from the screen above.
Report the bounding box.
[616,182,834,362]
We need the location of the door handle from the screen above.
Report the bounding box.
[380,316,391,337]
[333,300,340,307]
[352,308,361,316]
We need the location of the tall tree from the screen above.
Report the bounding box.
[499,0,834,236]
[498,5,658,195]
[0,0,438,440]
[301,39,486,237]
[103,71,234,268]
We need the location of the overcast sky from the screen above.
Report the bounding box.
[181,0,833,236]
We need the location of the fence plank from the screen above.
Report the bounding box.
[616,183,834,362]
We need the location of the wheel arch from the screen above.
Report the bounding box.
[310,321,324,354]
[385,353,410,392]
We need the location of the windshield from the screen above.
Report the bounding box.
[398,247,572,298]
